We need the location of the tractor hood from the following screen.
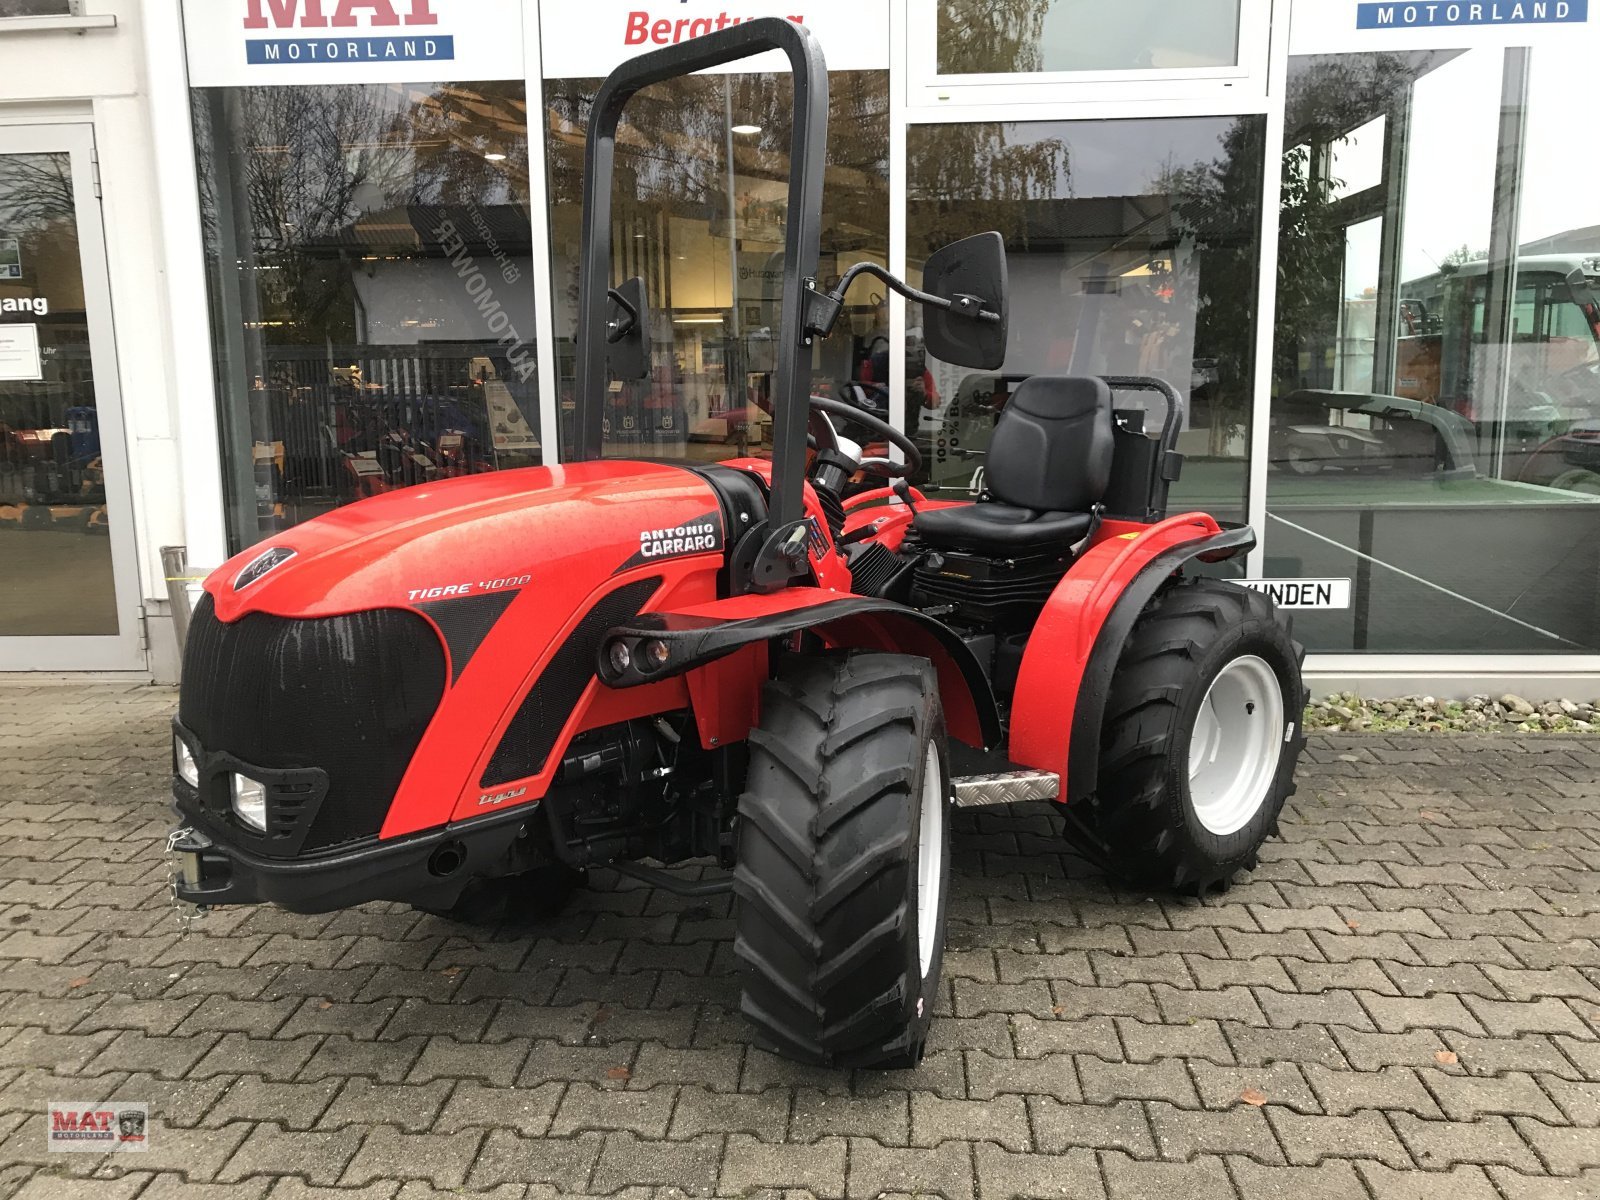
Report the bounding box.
[205,460,728,623]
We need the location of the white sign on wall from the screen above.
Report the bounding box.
[0,324,43,382]
[1240,578,1353,610]
[1292,0,1594,53]
[183,0,526,88]
[539,0,889,79]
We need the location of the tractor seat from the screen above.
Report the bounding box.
[913,375,1114,554]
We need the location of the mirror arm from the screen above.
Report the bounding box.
[803,262,1000,340]
[605,287,639,344]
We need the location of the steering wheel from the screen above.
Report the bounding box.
[807,394,923,479]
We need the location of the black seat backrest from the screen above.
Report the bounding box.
[985,375,1114,514]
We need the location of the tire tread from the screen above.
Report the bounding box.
[1072,576,1308,895]
[734,652,945,1068]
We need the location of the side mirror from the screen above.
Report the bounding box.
[922,231,1008,371]
[606,276,651,381]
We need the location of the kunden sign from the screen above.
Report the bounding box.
[183,0,525,86]
[540,0,888,77]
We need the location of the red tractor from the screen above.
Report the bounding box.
[170,22,1306,1069]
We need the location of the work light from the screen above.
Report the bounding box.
[174,735,199,788]
[230,774,267,832]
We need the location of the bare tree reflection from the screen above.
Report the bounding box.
[1159,118,1269,455]
[193,81,531,344]
[545,71,889,250]
[908,124,1068,255]
[0,0,72,14]
[936,0,1057,74]
[0,153,74,230]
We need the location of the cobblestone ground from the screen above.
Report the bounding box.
[1,683,1597,1200]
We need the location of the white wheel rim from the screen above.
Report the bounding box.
[1187,654,1286,837]
[915,744,946,981]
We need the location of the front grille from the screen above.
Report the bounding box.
[481,577,661,788]
[180,593,446,853]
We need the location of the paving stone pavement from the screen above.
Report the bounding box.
[1,682,1598,1200]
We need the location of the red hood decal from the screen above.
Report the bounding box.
[206,460,724,622]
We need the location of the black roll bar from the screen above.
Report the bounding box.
[1101,375,1185,453]
[572,18,830,546]
[1100,375,1186,522]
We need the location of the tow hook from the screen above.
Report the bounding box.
[165,826,211,931]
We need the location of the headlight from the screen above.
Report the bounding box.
[174,736,199,788]
[230,774,267,832]
[607,640,631,674]
[639,638,671,672]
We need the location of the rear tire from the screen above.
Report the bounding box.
[734,651,951,1068]
[1076,577,1306,894]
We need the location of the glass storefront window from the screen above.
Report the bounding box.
[192,80,537,553]
[544,69,889,464]
[935,0,1243,76]
[1267,45,1600,654]
[0,1,74,15]
[0,148,116,636]
[905,115,1267,526]
[1329,114,1385,201]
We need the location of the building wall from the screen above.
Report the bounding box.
[0,0,193,679]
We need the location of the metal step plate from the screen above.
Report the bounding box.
[952,770,1061,808]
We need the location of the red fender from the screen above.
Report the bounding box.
[601,588,1000,750]
[1009,513,1254,794]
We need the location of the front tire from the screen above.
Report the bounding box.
[734,651,951,1068]
[1077,577,1307,894]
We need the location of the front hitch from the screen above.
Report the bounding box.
[166,825,234,914]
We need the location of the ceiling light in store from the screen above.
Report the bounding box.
[730,124,762,135]
[674,316,725,325]
[484,152,507,161]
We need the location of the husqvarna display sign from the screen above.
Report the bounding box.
[183,0,526,87]
[1292,0,1593,50]
[539,0,887,77]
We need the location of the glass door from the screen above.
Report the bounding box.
[0,123,143,669]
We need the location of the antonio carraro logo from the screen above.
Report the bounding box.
[234,546,296,590]
[617,512,723,572]
[242,0,454,66]
[639,521,718,560]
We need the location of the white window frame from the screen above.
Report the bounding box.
[889,0,1282,549]
[904,0,1273,109]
